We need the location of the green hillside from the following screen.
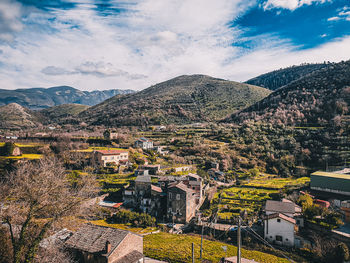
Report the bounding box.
[80,75,271,126]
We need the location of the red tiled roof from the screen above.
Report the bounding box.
[264,213,296,224]
[151,185,162,193]
[95,150,128,155]
[113,203,123,208]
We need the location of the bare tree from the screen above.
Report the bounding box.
[0,157,98,263]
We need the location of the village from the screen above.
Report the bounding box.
[0,124,350,263]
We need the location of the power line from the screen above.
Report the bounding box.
[239,216,295,263]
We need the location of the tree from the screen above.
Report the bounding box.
[334,242,349,263]
[0,157,98,263]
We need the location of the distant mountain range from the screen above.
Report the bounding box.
[245,63,329,90]
[0,86,134,110]
[79,75,271,126]
[227,61,350,126]
[2,61,349,130]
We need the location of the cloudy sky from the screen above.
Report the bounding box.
[0,0,349,91]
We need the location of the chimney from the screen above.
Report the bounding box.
[105,240,111,253]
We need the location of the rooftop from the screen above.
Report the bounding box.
[65,224,131,256]
[264,213,296,224]
[311,171,350,180]
[169,182,196,194]
[95,150,128,155]
[265,200,295,214]
[135,175,151,183]
[151,184,162,193]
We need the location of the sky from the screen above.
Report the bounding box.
[0,0,349,91]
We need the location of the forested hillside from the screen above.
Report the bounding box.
[80,75,270,126]
[228,61,350,127]
[245,63,329,90]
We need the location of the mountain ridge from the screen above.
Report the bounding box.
[0,86,134,110]
[79,74,271,126]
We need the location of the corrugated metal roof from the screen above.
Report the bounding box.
[311,171,350,180]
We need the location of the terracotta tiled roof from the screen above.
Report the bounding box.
[95,150,128,155]
[264,213,296,224]
[151,184,162,193]
[65,224,129,256]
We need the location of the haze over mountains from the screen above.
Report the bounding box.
[0,86,134,110]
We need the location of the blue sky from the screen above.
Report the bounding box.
[0,0,349,91]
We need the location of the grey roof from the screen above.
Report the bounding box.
[135,175,151,183]
[65,224,129,256]
[169,182,195,194]
[265,200,295,214]
[114,250,144,263]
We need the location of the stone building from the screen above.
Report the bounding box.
[167,182,197,223]
[65,224,144,263]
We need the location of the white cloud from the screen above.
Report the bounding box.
[0,0,349,92]
[327,16,340,21]
[0,0,23,41]
[263,0,330,11]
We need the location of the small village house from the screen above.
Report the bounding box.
[134,137,154,150]
[65,224,144,263]
[264,213,296,247]
[93,149,129,167]
[104,130,119,140]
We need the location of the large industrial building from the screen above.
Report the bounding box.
[310,171,350,196]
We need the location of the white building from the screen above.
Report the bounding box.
[134,138,154,150]
[93,150,129,167]
[264,213,296,247]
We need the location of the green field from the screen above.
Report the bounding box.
[213,187,279,219]
[242,176,310,189]
[91,220,157,234]
[144,232,288,263]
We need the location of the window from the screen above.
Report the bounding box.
[286,238,288,241]
[176,194,180,200]
[277,219,281,223]
[176,209,180,215]
[276,235,282,242]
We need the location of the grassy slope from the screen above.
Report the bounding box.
[144,232,289,263]
[0,103,42,129]
[80,75,271,126]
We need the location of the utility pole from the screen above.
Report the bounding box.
[192,242,195,263]
[237,217,241,263]
[200,223,204,260]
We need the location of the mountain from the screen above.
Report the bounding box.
[245,63,329,90]
[40,104,90,125]
[0,86,134,110]
[0,103,42,129]
[79,75,271,126]
[227,61,350,126]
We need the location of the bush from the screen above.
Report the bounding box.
[108,209,156,227]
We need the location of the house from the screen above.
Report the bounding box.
[310,171,350,196]
[65,224,144,263]
[134,138,153,150]
[167,182,197,223]
[154,146,168,155]
[264,213,296,247]
[265,199,303,227]
[173,165,193,173]
[135,169,149,177]
[104,130,119,140]
[93,150,129,167]
[140,164,161,175]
